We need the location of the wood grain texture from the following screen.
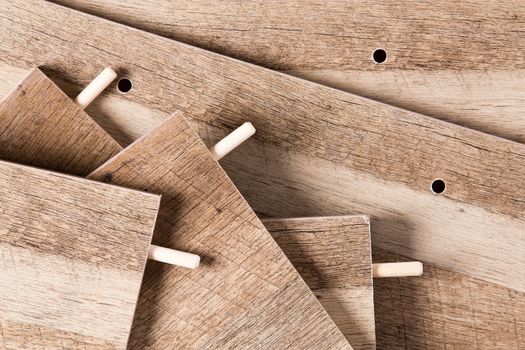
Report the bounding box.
[88,114,351,350]
[0,68,122,176]
[373,248,525,350]
[0,70,350,348]
[263,216,375,350]
[0,160,160,349]
[52,0,525,143]
[0,2,524,347]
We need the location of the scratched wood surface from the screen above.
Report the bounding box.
[0,68,122,176]
[263,216,375,350]
[0,71,350,349]
[0,2,524,348]
[373,248,525,349]
[0,160,160,349]
[87,114,351,349]
[52,0,525,143]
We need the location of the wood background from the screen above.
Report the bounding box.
[0,68,122,176]
[51,0,525,144]
[0,70,349,348]
[88,114,351,349]
[264,216,375,350]
[0,160,160,349]
[0,1,524,348]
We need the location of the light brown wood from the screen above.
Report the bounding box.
[52,0,525,144]
[373,248,525,349]
[0,70,349,348]
[263,216,375,350]
[1,2,524,347]
[0,68,122,176]
[0,160,160,349]
[88,114,351,349]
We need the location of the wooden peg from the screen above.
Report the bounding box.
[148,245,200,269]
[209,122,256,160]
[73,68,200,268]
[75,67,117,109]
[372,261,423,278]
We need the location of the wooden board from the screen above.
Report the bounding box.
[0,68,122,176]
[373,248,525,349]
[87,114,351,349]
[51,0,525,143]
[0,160,160,349]
[263,216,375,350]
[0,70,350,349]
[1,1,524,347]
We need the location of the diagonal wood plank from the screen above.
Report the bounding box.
[263,216,375,350]
[0,1,524,347]
[1,0,521,292]
[0,160,160,349]
[52,0,525,143]
[0,69,351,349]
[88,114,351,349]
[0,68,122,176]
[373,248,525,349]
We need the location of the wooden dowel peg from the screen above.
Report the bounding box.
[148,245,200,269]
[75,67,117,109]
[372,261,423,278]
[209,122,256,160]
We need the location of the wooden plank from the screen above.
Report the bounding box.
[2,0,522,292]
[0,2,524,346]
[263,216,375,350]
[51,0,525,143]
[0,68,122,176]
[87,114,351,349]
[0,160,160,349]
[0,69,350,348]
[373,248,525,349]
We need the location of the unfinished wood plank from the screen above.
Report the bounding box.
[2,0,522,292]
[0,160,160,349]
[0,72,348,347]
[86,113,351,350]
[263,216,375,350]
[0,67,122,176]
[89,115,351,349]
[52,0,525,143]
[373,248,525,349]
[0,2,524,346]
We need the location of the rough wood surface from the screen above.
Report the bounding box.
[373,248,525,349]
[0,160,160,349]
[263,216,375,350]
[52,0,525,143]
[88,114,351,350]
[0,68,122,176]
[1,2,524,347]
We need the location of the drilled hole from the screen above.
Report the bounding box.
[373,48,387,64]
[117,78,133,93]
[431,179,446,194]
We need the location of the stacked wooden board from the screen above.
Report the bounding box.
[0,69,352,349]
[0,0,523,348]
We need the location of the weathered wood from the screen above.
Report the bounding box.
[2,0,522,292]
[87,114,351,349]
[52,0,525,143]
[373,248,525,349]
[0,160,160,349]
[0,70,350,348]
[0,68,122,176]
[1,2,524,346]
[263,216,375,350]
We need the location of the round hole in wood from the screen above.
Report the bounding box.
[373,48,387,64]
[117,78,133,93]
[431,179,446,194]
